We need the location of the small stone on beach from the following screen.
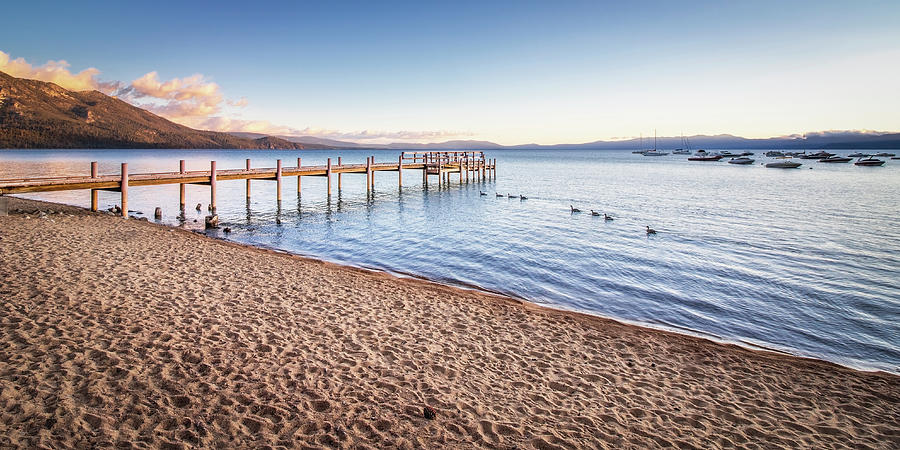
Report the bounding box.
[423,405,436,420]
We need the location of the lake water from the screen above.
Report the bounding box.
[3,148,899,373]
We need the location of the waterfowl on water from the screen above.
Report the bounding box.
[519,195,528,200]
[590,210,601,216]
[570,205,582,213]
[646,225,657,234]
[496,193,504,197]
[480,191,487,196]
[507,193,516,198]
[604,214,614,221]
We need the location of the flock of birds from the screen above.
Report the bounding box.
[480,191,659,235]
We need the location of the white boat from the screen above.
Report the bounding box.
[766,160,802,168]
[643,150,669,156]
[765,151,785,157]
[727,157,755,165]
[847,152,867,157]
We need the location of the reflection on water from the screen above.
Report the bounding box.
[3,148,899,372]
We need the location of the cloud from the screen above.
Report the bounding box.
[2,49,469,143]
[0,50,121,93]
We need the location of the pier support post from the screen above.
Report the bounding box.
[120,163,128,218]
[337,156,343,191]
[179,160,186,209]
[246,158,251,199]
[90,162,98,212]
[398,154,403,188]
[326,158,332,196]
[370,156,376,190]
[210,161,217,212]
[297,157,302,195]
[276,159,283,203]
[366,157,372,193]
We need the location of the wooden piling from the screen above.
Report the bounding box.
[179,160,186,209]
[370,156,375,190]
[276,159,282,202]
[90,162,98,211]
[326,158,332,196]
[366,157,372,192]
[297,157,302,194]
[210,161,217,211]
[120,163,128,217]
[246,158,251,199]
[398,154,403,187]
[337,156,343,191]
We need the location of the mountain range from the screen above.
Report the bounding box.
[2,70,898,150]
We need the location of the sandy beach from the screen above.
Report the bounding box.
[0,196,897,449]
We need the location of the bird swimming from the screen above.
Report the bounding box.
[519,195,528,200]
[507,193,516,198]
[604,213,614,221]
[571,205,582,213]
[646,225,657,234]
[480,191,487,196]
[496,193,504,197]
[590,210,600,216]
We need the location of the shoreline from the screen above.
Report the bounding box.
[14,195,887,374]
[2,196,898,448]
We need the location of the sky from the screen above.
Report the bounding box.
[1,0,899,145]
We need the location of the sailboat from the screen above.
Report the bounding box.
[672,133,692,154]
[642,129,669,156]
[632,133,648,154]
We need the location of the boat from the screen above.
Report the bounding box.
[641,129,668,156]
[847,152,867,157]
[800,151,834,159]
[688,149,723,161]
[632,133,651,154]
[893,157,900,160]
[672,148,691,155]
[716,151,741,158]
[765,161,802,168]
[727,157,754,165]
[741,151,755,156]
[672,133,692,154]
[874,152,896,157]
[765,150,785,157]
[819,156,852,163]
[854,157,885,166]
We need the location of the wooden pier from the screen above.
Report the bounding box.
[0,151,497,217]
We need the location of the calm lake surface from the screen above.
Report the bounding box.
[3,148,899,372]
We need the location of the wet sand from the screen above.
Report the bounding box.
[0,197,897,449]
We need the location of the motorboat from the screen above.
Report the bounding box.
[688,150,723,161]
[874,152,896,157]
[727,157,755,165]
[847,152,867,157]
[819,156,852,163]
[800,151,834,159]
[765,151,785,157]
[893,157,900,160]
[741,151,755,156]
[716,151,741,158]
[672,148,691,155]
[766,161,802,168]
[643,150,669,156]
[854,157,885,166]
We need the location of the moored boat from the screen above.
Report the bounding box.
[800,151,834,159]
[819,156,852,163]
[766,160,802,168]
[854,157,885,166]
[727,157,754,165]
[688,151,723,161]
[643,150,669,156]
[874,152,896,157]
[847,152,867,157]
[765,150,785,157]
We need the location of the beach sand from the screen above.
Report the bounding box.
[0,197,897,449]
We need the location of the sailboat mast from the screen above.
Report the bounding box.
[654,129,657,151]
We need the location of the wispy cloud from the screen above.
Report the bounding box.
[186,117,472,142]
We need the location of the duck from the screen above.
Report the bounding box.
[604,214,614,221]
[519,195,528,200]
[590,210,601,216]
[480,191,487,196]
[507,193,516,198]
[496,193,504,197]
[646,225,657,234]
[570,205,582,213]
